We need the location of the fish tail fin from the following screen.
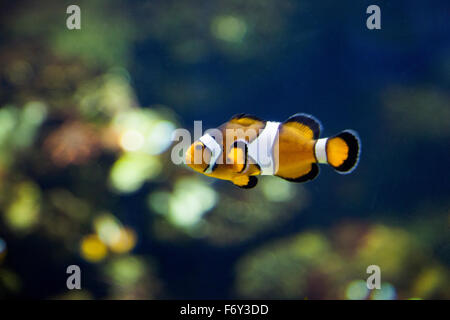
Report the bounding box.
[327,130,361,174]
[315,130,361,174]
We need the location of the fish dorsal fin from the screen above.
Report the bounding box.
[229,113,264,127]
[282,113,322,139]
[232,175,258,188]
[276,163,319,183]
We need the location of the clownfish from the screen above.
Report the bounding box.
[185,113,361,188]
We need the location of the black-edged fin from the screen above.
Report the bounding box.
[328,130,361,174]
[277,163,319,183]
[229,113,264,127]
[232,175,258,189]
[283,113,322,139]
[230,113,263,122]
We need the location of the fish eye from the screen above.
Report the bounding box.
[195,144,204,151]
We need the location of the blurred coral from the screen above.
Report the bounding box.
[44,122,101,167]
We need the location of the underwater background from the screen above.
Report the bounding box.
[0,0,448,299]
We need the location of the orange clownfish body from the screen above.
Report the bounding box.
[185,113,361,188]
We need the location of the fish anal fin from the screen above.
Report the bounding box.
[282,113,322,140]
[276,163,319,183]
[232,175,258,189]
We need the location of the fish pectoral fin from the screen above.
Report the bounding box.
[282,113,322,139]
[276,163,319,183]
[227,141,247,173]
[232,175,258,189]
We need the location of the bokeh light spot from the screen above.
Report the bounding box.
[94,214,122,246]
[168,178,217,228]
[346,280,370,300]
[109,153,161,193]
[119,130,145,152]
[148,191,171,215]
[112,110,176,155]
[371,283,397,300]
[261,176,295,202]
[211,15,247,43]
[80,234,108,262]
[5,182,41,232]
[412,267,445,298]
[109,228,137,254]
[22,101,47,125]
[146,120,176,155]
[105,256,145,287]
